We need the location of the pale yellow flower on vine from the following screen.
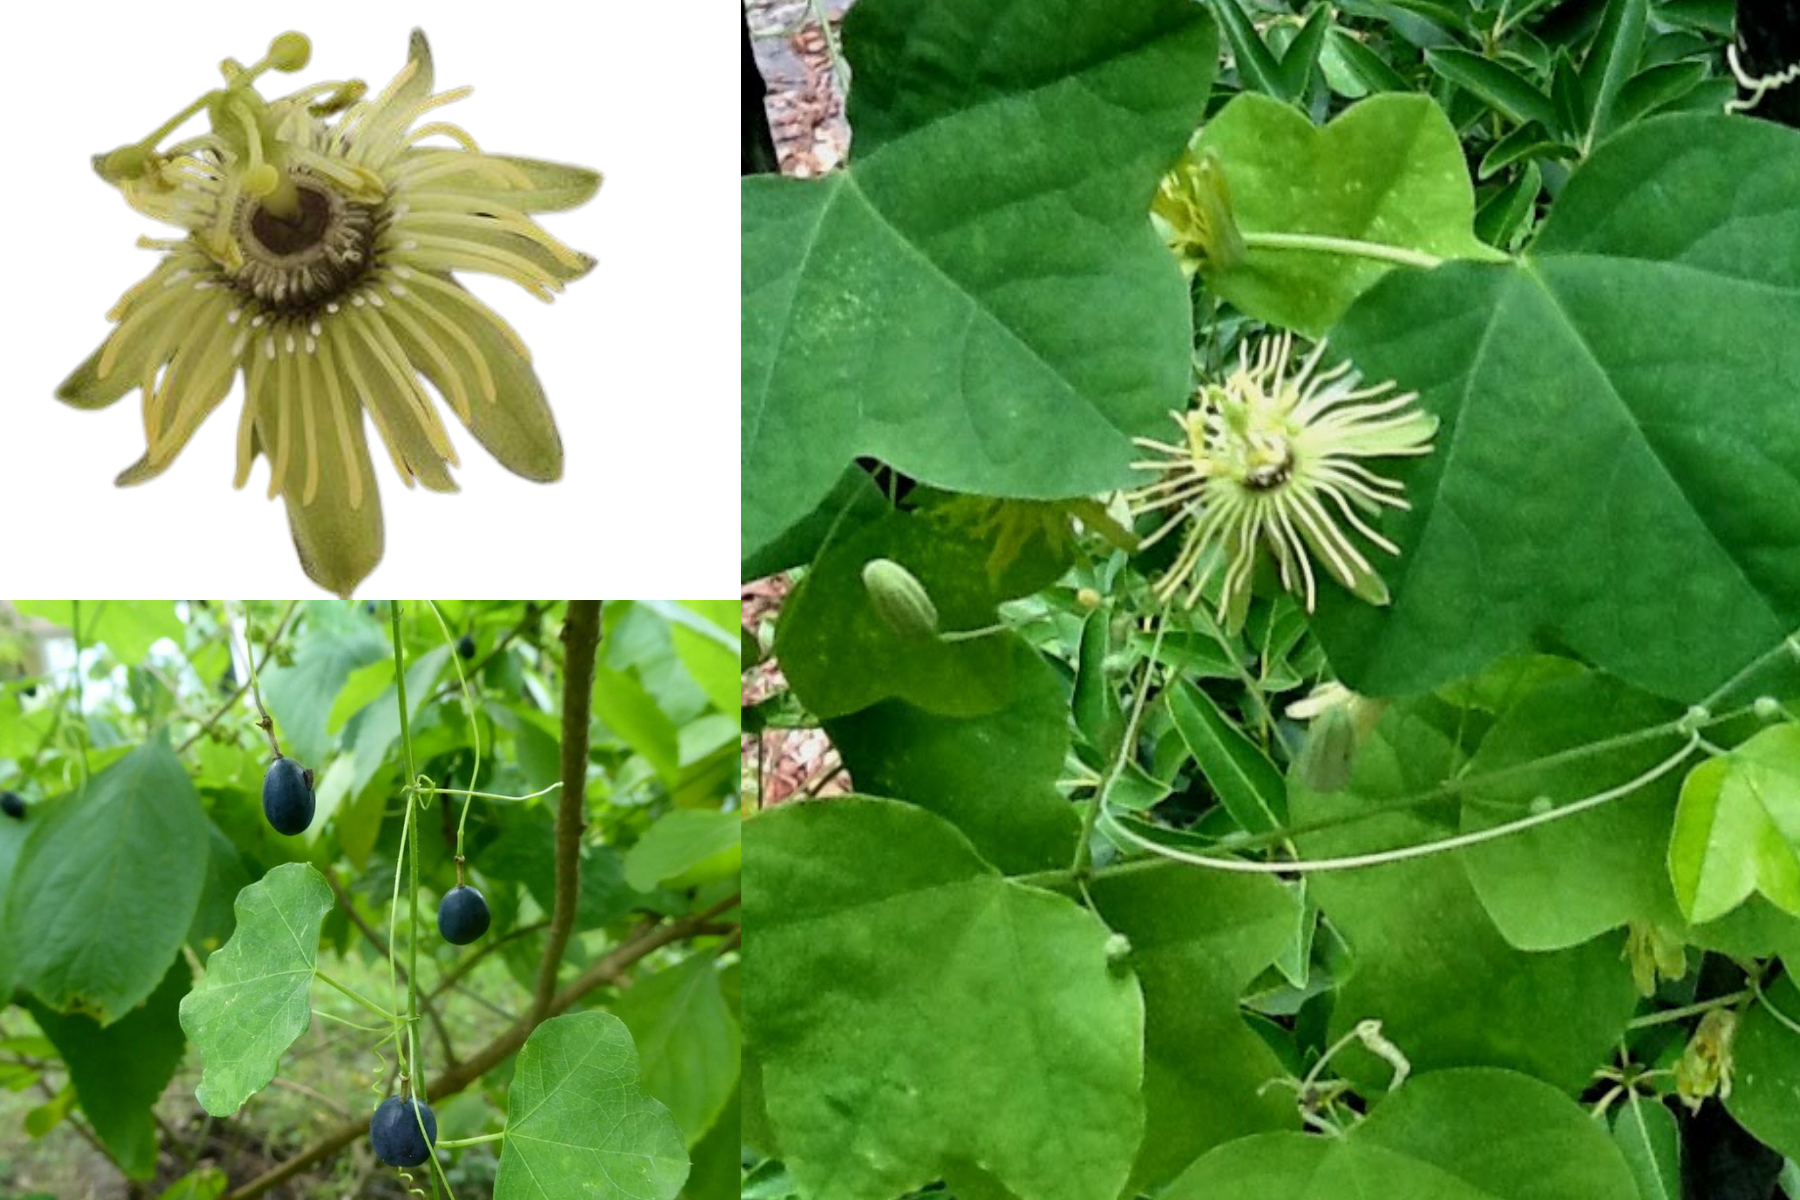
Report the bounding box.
[1127,332,1436,630]
[58,30,601,595]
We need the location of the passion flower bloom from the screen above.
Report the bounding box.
[1127,332,1436,628]
[58,30,600,595]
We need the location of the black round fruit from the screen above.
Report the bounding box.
[262,757,315,836]
[0,791,23,820]
[457,634,476,660]
[369,1096,437,1167]
[438,885,491,944]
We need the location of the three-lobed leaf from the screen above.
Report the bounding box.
[742,0,1216,560]
[178,862,333,1117]
[1318,113,1800,704]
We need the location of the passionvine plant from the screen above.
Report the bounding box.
[742,0,1800,1196]
[59,31,601,597]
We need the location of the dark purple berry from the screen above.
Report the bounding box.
[262,757,315,836]
[369,1096,437,1167]
[457,634,476,660]
[0,791,23,820]
[437,885,491,944]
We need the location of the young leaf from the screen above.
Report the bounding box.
[1425,46,1560,128]
[1072,609,1126,759]
[1669,726,1800,926]
[1578,0,1647,149]
[1167,681,1286,833]
[1275,4,1335,100]
[1211,0,1288,97]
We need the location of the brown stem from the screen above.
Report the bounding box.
[533,600,601,1021]
[219,905,730,1200]
[177,600,299,756]
[426,920,550,1003]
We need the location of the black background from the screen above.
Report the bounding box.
[19,16,669,597]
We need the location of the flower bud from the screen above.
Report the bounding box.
[861,559,939,641]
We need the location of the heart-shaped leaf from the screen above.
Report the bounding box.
[1194,92,1498,335]
[742,0,1216,560]
[745,797,1144,1200]
[1316,113,1800,703]
[493,1010,688,1200]
[1164,1068,1638,1199]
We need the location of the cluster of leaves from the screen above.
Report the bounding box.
[0,599,739,1199]
[742,0,1800,1195]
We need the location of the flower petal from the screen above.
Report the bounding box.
[260,345,385,596]
[393,276,562,482]
[116,304,241,486]
[330,311,459,492]
[56,260,191,409]
[398,152,602,212]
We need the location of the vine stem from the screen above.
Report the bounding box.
[177,600,299,754]
[231,602,281,758]
[1626,989,1751,1030]
[388,605,423,1099]
[1095,736,1699,874]
[423,599,482,861]
[1241,231,1456,270]
[314,969,397,1021]
[435,1133,506,1148]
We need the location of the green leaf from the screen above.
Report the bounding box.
[1275,5,1334,100]
[611,955,741,1143]
[1579,0,1647,147]
[1292,701,1638,1092]
[680,1085,740,1200]
[1168,681,1286,834]
[1071,610,1125,758]
[827,639,1082,874]
[1612,1093,1680,1200]
[1089,863,1301,1191]
[177,862,333,1116]
[261,614,388,766]
[348,645,451,793]
[1195,93,1499,335]
[3,737,209,1022]
[482,809,642,930]
[26,960,188,1179]
[15,601,182,668]
[157,1169,228,1200]
[623,810,740,892]
[1724,974,1800,1160]
[775,508,1069,720]
[745,798,1144,1200]
[1317,114,1800,703]
[1321,26,1409,95]
[1425,46,1560,127]
[663,600,739,713]
[741,0,1215,555]
[493,1010,688,1200]
[1669,725,1800,925]
[1211,0,1287,96]
[1458,671,1688,949]
[594,664,682,784]
[1164,1068,1638,1199]
[1611,61,1709,128]
[26,1082,76,1137]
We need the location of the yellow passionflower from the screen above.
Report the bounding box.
[1128,332,1436,629]
[59,30,600,595]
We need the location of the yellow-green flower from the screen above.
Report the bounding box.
[1128,332,1436,629]
[58,30,600,595]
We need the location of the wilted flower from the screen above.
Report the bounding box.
[1151,147,1244,276]
[1675,1008,1738,1112]
[59,30,600,595]
[1127,332,1436,629]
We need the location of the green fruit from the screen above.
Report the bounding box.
[861,558,939,641]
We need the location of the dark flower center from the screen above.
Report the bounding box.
[231,174,379,314]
